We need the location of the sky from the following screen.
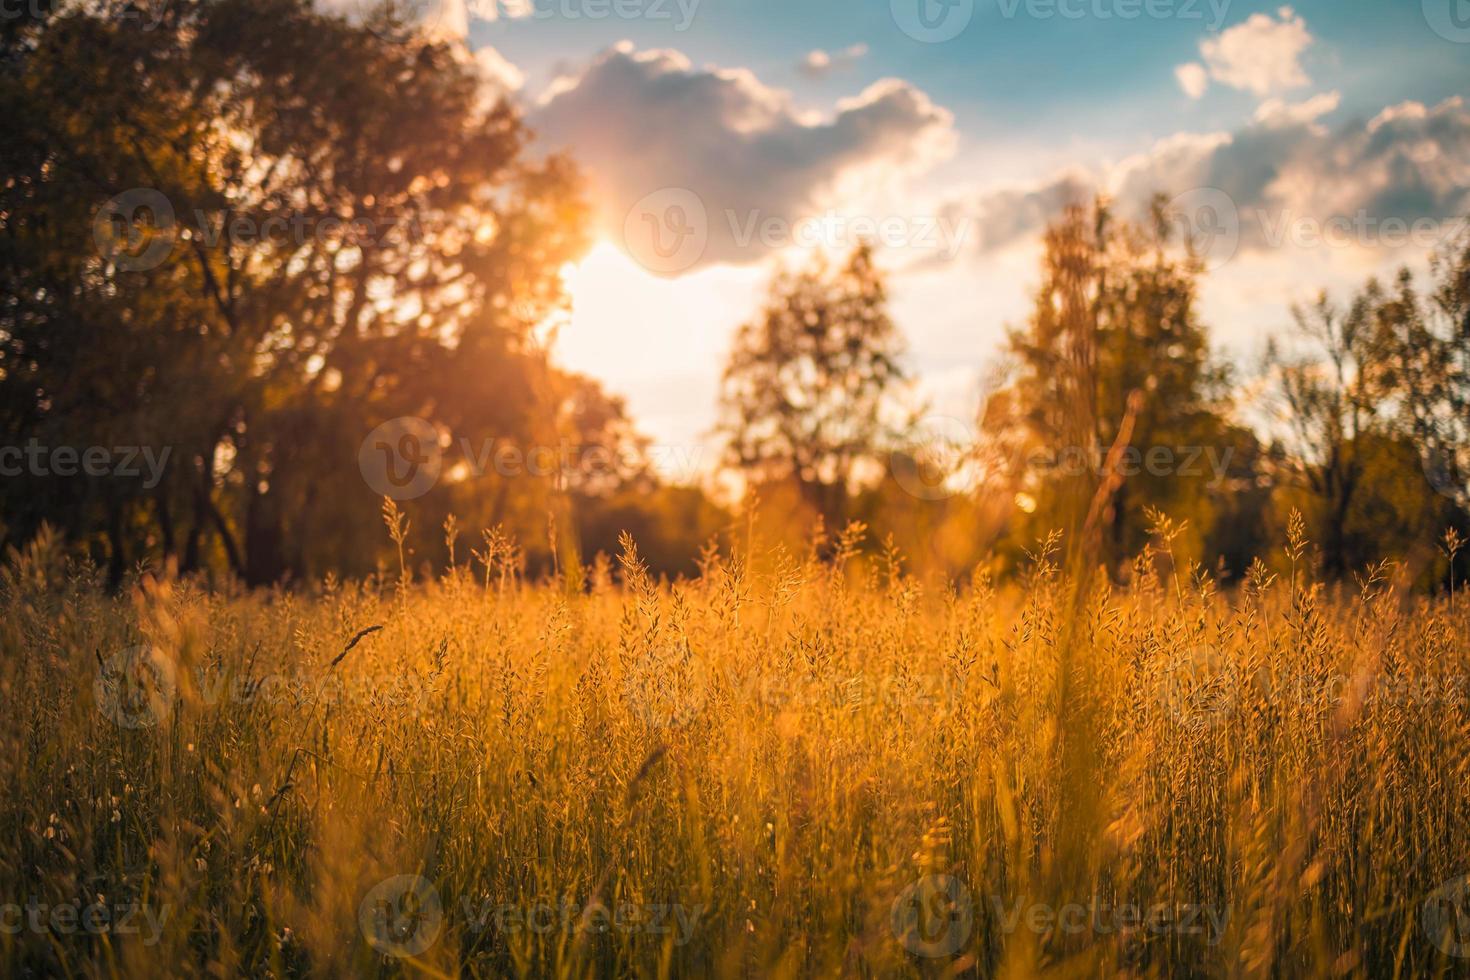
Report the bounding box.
[381,0,1469,474]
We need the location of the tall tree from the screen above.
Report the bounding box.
[985,198,1240,571]
[717,243,909,524]
[0,0,591,584]
[1270,230,1470,579]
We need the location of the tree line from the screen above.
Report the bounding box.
[717,203,1470,589]
[2,0,1467,589]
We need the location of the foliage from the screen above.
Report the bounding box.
[982,199,1254,574]
[0,0,671,585]
[1268,231,1470,581]
[717,243,911,526]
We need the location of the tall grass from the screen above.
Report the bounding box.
[1,516,1467,978]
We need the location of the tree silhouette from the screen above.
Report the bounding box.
[717,243,909,526]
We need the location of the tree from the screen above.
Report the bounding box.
[1269,230,1470,581]
[0,0,594,584]
[1269,292,1384,576]
[985,198,1242,572]
[717,243,909,525]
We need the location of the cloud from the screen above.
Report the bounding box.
[531,44,955,270]
[798,43,869,79]
[475,45,525,93]
[1183,6,1314,100]
[937,173,1095,253]
[1175,62,1209,100]
[1252,90,1339,128]
[941,96,1470,259]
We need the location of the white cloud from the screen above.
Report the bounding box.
[1175,62,1209,100]
[1252,90,1338,128]
[1194,6,1314,98]
[531,44,955,270]
[799,43,869,79]
[940,96,1470,260]
[475,45,525,93]
[464,0,534,21]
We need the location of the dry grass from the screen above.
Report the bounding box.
[1,518,1468,978]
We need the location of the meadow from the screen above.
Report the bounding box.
[2,512,1468,979]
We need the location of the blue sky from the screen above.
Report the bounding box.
[398,0,1470,465]
[474,0,1465,154]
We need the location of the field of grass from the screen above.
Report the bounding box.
[2,516,1469,978]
